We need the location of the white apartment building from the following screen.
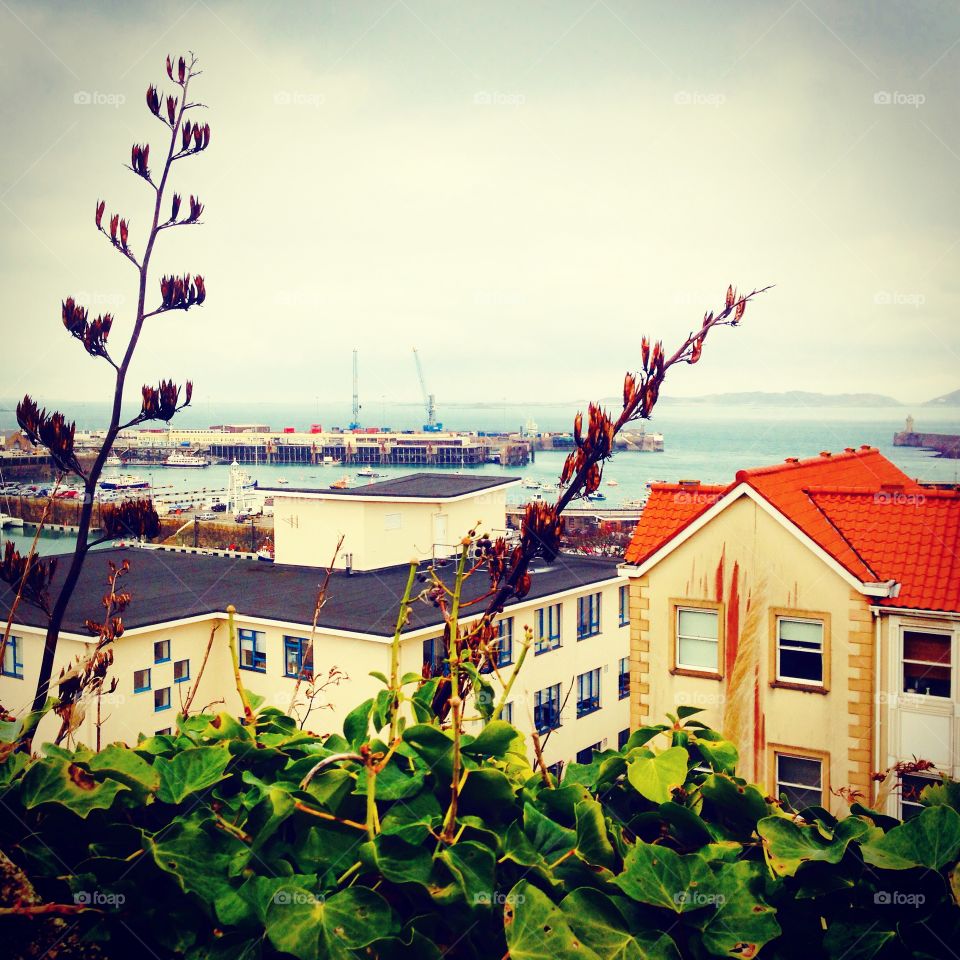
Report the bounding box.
[1,474,630,771]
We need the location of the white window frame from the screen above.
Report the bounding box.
[776,615,825,687]
[901,625,953,700]
[676,606,720,673]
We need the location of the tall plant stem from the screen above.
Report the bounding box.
[490,627,531,722]
[442,542,470,843]
[31,62,202,714]
[226,605,255,726]
[387,561,418,742]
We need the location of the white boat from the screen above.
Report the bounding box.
[100,474,150,491]
[105,455,123,468]
[0,514,24,529]
[257,540,275,563]
[607,479,619,486]
[522,478,542,489]
[164,451,209,467]
[357,467,383,478]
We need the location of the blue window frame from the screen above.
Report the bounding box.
[423,636,449,676]
[154,687,171,712]
[619,657,630,700]
[618,727,630,750]
[496,617,514,667]
[133,668,151,693]
[576,742,601,765]
[2,635,23,679]
[576,668,601,718]
[577,593,601,640]
[619,584,629,627]
[502,701,514,724]
[535,604,561,654]
[284,636,312,679]
[173,659,190,683]
[534,683,561,733]
[154,639,171,663]
[238,629,266,673]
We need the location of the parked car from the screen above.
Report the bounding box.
[211,503,227,513]
[196,512,216,521]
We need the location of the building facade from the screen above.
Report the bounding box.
[621,447,959,818]
[1,474,629,771]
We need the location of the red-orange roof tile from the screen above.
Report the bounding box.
[624,448,958,611]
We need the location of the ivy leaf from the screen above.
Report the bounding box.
[461,720,520,760]
[20,758,129,818]
[459,768,516,819]
[403,724,458,781]
[561,888,681,959]
[822,922,897,960]
[758,814,871,877]
[265,885,396,960]
[693,738,738,774]
[626,746,688,804]
[697,861,781,957]
[504,880,603,960]
[861,805,960,871]
[144,817,249,900]
[439,840,496,908]
[89,744,160,798]
[574,798,616,870]
[613,842,713,914]
[343,698,374,747]
[155,745,231,804]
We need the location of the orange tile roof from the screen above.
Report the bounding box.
[810,489,960,612]
[624,447,958,611]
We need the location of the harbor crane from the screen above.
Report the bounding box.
[412,348,443,432]
[349,348,361,429]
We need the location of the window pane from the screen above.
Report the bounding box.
[778,755,821,789]
[904,631,951,665]
[678,609,718,640]
[900,774,934,819]
[678,636,717,670]
[780,784,822,810]
[779,649,823,683]
[779,619,823,647]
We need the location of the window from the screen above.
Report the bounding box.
[676,606,720,674]
[238,629,266,673]
[423,636,449,676]
[154,639,171,663]
[576,742,601,764]
[618,728,630,750]
[902,629,952,698]
[535,604,562,654]
[776,617,825,686]
[900,773,935,820]
[619,585,629,627]
[577,668,601,717]
[775,752,823,810]
[502,701,514,724]
[2,636,23,679]
[546,761,563,781]
[133,668,151,693]
[173,659,190,683]
[619,657,630,699]
[534,683,562,733]
[496,618,514,667]
[154,687,171,712]
[156,727,172,736]
[284,637,312,679]
[577,593,601,640]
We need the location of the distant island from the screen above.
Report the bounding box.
[925,389,960,407]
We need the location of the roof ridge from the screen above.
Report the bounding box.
[806,493,881,581]
[734,446,880,482]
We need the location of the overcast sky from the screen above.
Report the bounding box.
[0,0,958,409]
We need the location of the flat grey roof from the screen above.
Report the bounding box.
[2,548,622,638]
[262,473,519,499]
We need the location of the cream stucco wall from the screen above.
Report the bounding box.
[272,490,510,570]
[628,494,874,813]
[1,576,628,772]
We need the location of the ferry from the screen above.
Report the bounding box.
[164,451,209,468]
[100,475,150,491]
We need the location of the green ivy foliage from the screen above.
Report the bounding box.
[1,700,958,959]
